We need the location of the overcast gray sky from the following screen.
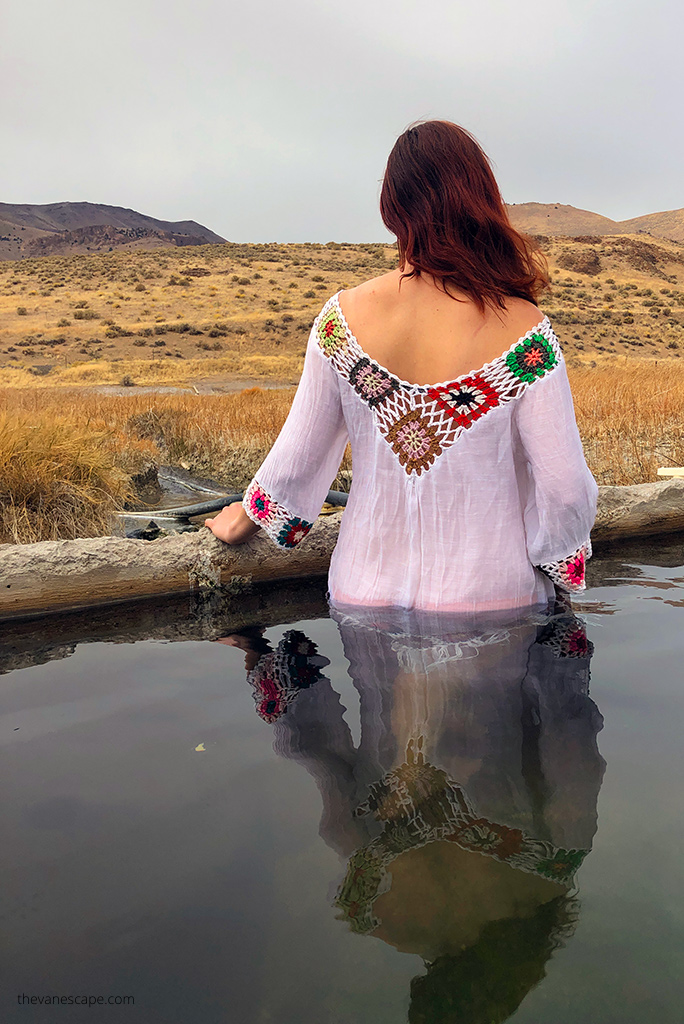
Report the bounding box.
[2,0,682,241]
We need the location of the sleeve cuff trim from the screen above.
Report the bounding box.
[538,539,592,593]
[243,478,314,549]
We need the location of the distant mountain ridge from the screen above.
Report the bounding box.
[0,202,226,259]
[506,203,684,243]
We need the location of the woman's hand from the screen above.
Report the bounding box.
[204,502,260,544]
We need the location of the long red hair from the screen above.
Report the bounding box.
[380,121,548,311]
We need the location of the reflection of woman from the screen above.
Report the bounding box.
[226,605,605,1024]
[206,120,597,616]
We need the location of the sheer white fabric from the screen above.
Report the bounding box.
[242,293,598,613]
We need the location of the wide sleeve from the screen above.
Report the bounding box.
[242,326,349,548]
[514,356,598,592]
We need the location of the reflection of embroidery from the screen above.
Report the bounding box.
[334,737,588,935]
[537,614,594,659]
[540,540,592,593]
[247,630,328,723]
[315,293,562,477]
[243,478,313,548]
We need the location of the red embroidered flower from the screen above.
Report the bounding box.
[565,627,590,657]
[248,486,272,521]
[428,374,500,428]
[317,308,347,357]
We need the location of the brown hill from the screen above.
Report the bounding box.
[507,203,684,243]
[0,202,226,260]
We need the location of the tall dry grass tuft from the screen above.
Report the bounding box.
[570,360,684,484]
[0,410,155,544]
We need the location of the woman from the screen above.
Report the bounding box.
[206,120,598,613]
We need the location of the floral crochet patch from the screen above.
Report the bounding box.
[427,373,500,428]
[505,333,558,382]
[334,735,588,935]
[384,408,443,474]
[538,614,594,659]
[315,293,563,476]
[539,540,592,593]
[247,630,329,723]
[243,478,313,549]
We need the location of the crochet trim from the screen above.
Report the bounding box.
[247,630,329,722]
[242,478,313,549]
[539,540,592,593]
[333,736,588,935]
[314,293,562,476]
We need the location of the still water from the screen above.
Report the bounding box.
[1,538,683,1024]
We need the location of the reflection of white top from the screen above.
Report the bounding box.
[243,293,598,613]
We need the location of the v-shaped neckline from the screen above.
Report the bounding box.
[331,291,551,392]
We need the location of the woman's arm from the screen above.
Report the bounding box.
[514,355,598,592]
[207,314,349,548]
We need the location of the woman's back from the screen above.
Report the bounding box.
[338,270,546,388]
[209,118,598,613]
[238,282,597,612]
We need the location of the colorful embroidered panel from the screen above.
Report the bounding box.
[242,478,313,548]
[537,614,594,660]
[332,736,588,935]
[247,630,328,722]
[539,540,592,593]
[314,294,562,476]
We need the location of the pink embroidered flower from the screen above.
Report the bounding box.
[249,486,272,521]
[385,409,442,474]
[565,551,585,586]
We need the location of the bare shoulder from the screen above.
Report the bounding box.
[337,271,399,319]
[498,296,546,336]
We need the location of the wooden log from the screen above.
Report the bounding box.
[0,514,341,620]
[2,479,684,620]
[591,478,684,541]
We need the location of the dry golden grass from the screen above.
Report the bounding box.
[0,410,155,544]
[1,235,684,389]
[3,359,684,542]
[0,242,392,387]
[571,359,684,485]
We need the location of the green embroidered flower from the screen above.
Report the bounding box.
[505,333,557,382]
[317,307,348,357]
[536,847,587,880]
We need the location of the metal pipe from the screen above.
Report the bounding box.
[122,489,349,522]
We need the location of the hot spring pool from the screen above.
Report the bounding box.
[1,537,683,1023]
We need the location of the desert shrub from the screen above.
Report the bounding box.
[57,318,71,327]
[16,306,27,315]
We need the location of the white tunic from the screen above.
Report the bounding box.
[242,293,598,613]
